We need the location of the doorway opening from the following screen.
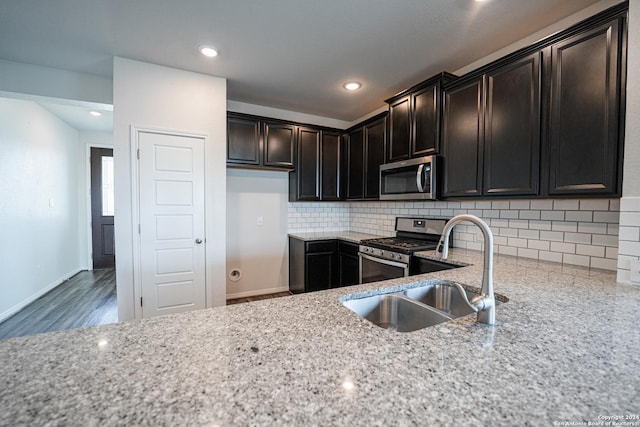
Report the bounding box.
[90,147,116,269]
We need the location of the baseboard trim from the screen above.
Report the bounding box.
[226,286,290,300]
[0,267,84,323]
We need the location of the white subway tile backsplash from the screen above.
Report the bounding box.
[518,229,540,240]
[564,232,591,244]
[510,200,530,210]
[619,226,640,241]
[592,257,617,271]
[550,241,576,254]
[565,211,593,222]
[541,210,565,221]
[528,240,550,251]
[579,199,610,211]
[563,253,590,267]
[492,201,510,209]
[518,248,539,259]
[576,244,605,257]
[539,251,563,263]
[592,234,619,247]
[577,222,608,234]
[554,200,580,210]
[552,221,578,233]
[529,220,552,231]
[508,237,528,248]
[530,200,553,210]
[500,210,519,219]
[593,211,620,223]
[519,210,541,220]
[290,198,620,272]
[540,230,564,242]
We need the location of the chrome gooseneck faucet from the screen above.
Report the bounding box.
[437,214,496,325]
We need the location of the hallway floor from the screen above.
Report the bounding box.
[0,269,117,340]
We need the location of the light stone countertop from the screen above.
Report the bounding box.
[1,249,640,426]
[287,231,379,244]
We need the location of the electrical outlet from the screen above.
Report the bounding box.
[257,216,263,226]
[630,259,640,284]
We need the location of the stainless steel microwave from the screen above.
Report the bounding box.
[379,155,437,200]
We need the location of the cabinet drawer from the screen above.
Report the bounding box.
[306,240,338,254]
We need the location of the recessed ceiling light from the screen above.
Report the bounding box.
[89,111,102,117]
[199,46,219,58]
[343,82,362,91]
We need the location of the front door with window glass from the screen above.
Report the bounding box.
[91,147,115,269]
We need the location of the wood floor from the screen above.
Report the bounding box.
[0,270,291,340]
[0,269,117,340]
[226,291,292,305]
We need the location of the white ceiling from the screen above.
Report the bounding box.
[0,0,609,124]
[37,101,113,133]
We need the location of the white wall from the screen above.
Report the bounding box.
[113,58,227,321]
[227,100,350,130]
[226,169,290,298]
[0,97,83,321]
[617,0,640,284]
[0,59,112,105]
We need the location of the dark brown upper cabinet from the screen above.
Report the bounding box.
[442,77,485,198]
[386,73,456,163]
[484,52,541,196]
[227,114,261,166]
[226,112,295,170]
[442,53,542,199]
[346,127,365,200]
[345,113,387,200]
[262,121,295,169]
[320,131,342,201]
[364,116,387,199]
[441,3,626,199]
[289,127,343,202]
[546,17,625,197]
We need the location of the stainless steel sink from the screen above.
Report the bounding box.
[341,280,507,332]
[342,293,452,332]
[403,282,481,318]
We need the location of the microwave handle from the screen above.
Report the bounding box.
[416,164,425,192]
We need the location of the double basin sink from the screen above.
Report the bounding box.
[341,280,506,332]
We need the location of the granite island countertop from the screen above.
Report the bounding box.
[1,249,639,426]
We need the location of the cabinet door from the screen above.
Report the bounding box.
[364,117,387,199]
[412,84,440,156]
[306,253,336,291]
[442,78,484,198]
[321,131,342,201]
[388,96,411,162]
[547,18,622,196]
[263,121,295,169]
[346,129,365,199]
[484,52,541,196]
[339,241,359,287]
[296,127,320,200]
[227,114,260,165]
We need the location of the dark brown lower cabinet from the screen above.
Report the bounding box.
[289,238,338,293]
[339,241,359,287]
[289,238,360,293]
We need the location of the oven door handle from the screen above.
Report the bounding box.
[359,252,409,269]
[416,164,425,193]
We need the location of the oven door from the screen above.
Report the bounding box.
[359,253,409,284]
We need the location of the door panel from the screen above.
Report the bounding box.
[138,131,206,318]
[90,147,115,269]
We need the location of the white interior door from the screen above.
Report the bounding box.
[138,130,206,318]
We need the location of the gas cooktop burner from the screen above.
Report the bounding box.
[362,237,438,254]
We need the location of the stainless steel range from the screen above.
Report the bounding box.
[358,217,452,284]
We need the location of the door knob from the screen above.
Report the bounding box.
[195,238,203,244]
